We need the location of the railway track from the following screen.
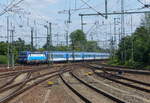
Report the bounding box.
[0,72,22,90]
[95,71,150,93]
[74,65,150,103]
[84,64,150,93]
[59,74,91,103]
[104,71,150,87]
[93,62,147,70]
[0,66,71,103]
[60,71,126,103]
[1,63,149,103]
[0,64,70,78]
[90,63,150,75]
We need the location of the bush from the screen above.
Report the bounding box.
[108,57,120,66]
[143,66,150,70]
[0,55,7,64]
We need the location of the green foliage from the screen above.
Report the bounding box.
[0,55,7,64]
[13,38,34,52]
[116,26,150,68]
[114,13,150,69]
[143,65,150,70]
[69,29,102,52]
[70,29,87,51]
[133,27,150,63]
[54,46,70,51]
[0,38,34,63]
[86,41,102,52]
[0,42,8,55]
[42,29,104,52]
[70,30,87,44]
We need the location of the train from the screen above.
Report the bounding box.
[17,51,110,64]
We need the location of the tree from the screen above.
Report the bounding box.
[13,38,34,52]
[133,26,150,64]
[0,38,35,64]
[69,29,104,52]
[70,29,87,51]
[116,26,150,66]
[116,36,132,63]
[0,42,8,55]
[115,13,150,67]
[86,41,101,52]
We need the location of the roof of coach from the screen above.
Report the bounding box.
[20,51,110,55]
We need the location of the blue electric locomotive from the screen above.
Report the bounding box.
[18,51,47,64]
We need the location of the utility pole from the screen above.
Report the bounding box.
[68,10,71,23]
[114,18,117,47]
[109,22,112,55]
[10,27,15,68]
[46,22,52,48]
[66,30,69,46]
[31,27,34,51]
[105,0,108,19]
[113,18,117,59]
[6,16,15,69]
[131,15,134,63]
[49,22,52,46]
[114,18,120,48]
[81,15,84,31]
[121,0,126,63]
[34,20,37,49]
[47,22,52,65]
[7,16,10,68]
[56,33,59,46]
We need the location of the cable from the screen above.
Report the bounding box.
[0,0,16,16]
[124,7,145,11]
[79,0,91,9]
[71,0,91,15]
[0,0,24,16]
[80,0,105,18]
[137,0,145,5]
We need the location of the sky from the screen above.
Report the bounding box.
[0,0,150,48]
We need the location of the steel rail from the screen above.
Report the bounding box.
[108,72,150,87]
[0,72,32,103]
[0,72,21,89]
[70,72,126,103]
[86,65,150,93]
[59,74,91,103]
[95,72,150,93]
[0,68,69,93]
[0,64,73,77]
[88,64,150,75]
[0,69,71,103]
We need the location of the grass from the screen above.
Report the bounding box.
[108,59,150,70]
[143,65,150,70]
[0,55,7,64]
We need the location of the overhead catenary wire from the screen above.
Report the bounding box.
[79,0,105,18]
[0,0,16,16]
[0,0,25,16]
[137,0,145,5]
[76,0,91,10]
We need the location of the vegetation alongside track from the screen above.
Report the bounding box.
[110,13,150,70]
[0,55,7,64]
